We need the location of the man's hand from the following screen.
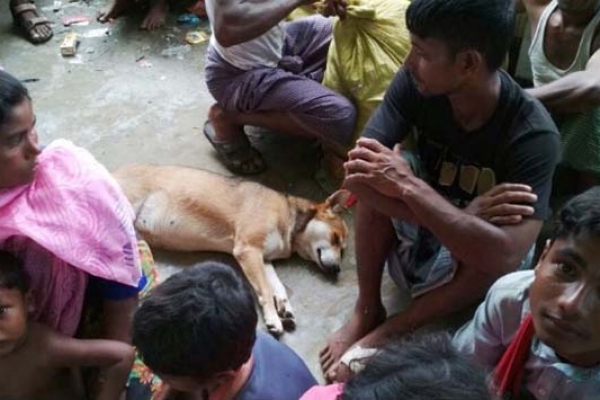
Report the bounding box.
[321,0,348,19]
[465,183,537,226]
[344,138,414,198]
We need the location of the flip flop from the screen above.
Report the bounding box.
[10,0,53,44]
[203,121,267,175]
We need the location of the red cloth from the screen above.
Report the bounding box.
[493,314,535,398]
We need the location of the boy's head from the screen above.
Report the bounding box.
[530,187,600,367]
[0,250,30,357]
[342,333,493,400]
[404,0,514,96]
[0,70,40,189]
[133,262,258,394]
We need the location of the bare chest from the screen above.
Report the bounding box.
[0,359,82,400]
[543,13,600,70]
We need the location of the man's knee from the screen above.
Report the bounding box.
[318,95,357,146]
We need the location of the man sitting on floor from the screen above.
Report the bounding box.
[202,0,357,175]
[320,0,560,382]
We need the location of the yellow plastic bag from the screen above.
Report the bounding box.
[287,5,318,21]
[323,0,411,146]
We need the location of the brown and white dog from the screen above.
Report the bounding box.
[113,164,349,336]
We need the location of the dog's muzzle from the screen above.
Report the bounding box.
[317,249,341,274]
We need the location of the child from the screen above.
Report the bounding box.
[0,250,135,400]
[301,333,493,400]
[132,262,317,400]
[454,187,600,399]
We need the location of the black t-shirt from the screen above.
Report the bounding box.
[363,68,560,219]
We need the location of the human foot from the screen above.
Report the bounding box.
[10,0,52,44]
[140,0,168,30]
[319,305,386,382]
[98,0,134,22]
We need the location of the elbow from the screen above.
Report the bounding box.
[482,240,524,278]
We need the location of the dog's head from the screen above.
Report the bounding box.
[293,190,350,275]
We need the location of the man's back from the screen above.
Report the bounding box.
[235,332,317,400]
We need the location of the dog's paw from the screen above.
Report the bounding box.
[265,317,284,337]
[274,296,296,332]
[282,317,296,332]
[274,295,295,320]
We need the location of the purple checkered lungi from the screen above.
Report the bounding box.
[205,15,356,147]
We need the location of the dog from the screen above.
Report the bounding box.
[113,164,349,336]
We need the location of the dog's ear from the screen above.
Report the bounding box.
[325,189,353,213]
[295,207,317,233]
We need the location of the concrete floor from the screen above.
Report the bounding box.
[0,0,405,381]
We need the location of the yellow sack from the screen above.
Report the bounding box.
[287,5,318,21]
[323,0,411,146]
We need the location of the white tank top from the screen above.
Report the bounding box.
[529,0,600,87]
[205,0,285,70]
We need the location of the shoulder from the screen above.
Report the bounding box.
[500,72,559,141]
[487,270,534,312]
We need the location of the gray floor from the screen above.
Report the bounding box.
[0,0,404,382]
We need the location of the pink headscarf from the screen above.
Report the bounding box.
[0,140,141,336]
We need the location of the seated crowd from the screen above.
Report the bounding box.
[1,0,600,398]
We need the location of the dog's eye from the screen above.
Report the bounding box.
[332,233,340,246]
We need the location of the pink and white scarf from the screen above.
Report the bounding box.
[0,140,141,336]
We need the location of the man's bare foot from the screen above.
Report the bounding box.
[140,0,168,30]
[98,0,134,23]
[319,305,386,382]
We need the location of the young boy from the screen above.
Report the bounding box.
[132,262,317,400]
[0,250,135,400]
[454,187,600,399]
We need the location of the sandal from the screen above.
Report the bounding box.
[203,121,267,175]
[10,0,53,44]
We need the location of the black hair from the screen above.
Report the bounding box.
[406,0,515,70]
[132,262,258,378]
[0,250,29,293]
[0,70,30,127]
[342,332,493,400]
[554,186,600,241]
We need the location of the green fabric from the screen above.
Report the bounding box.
[560,107,600,176]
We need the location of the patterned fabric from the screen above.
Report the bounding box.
[127,241,164,400]
[0,140,141,335]
[205,15,356,147]
[560,111,600,175]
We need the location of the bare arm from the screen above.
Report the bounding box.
[213,0,310,47]
[45,326,135,400]
[400,178,542,276]
[103,296,138,343]
[527,50,600,113]
[345,139,542,277]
